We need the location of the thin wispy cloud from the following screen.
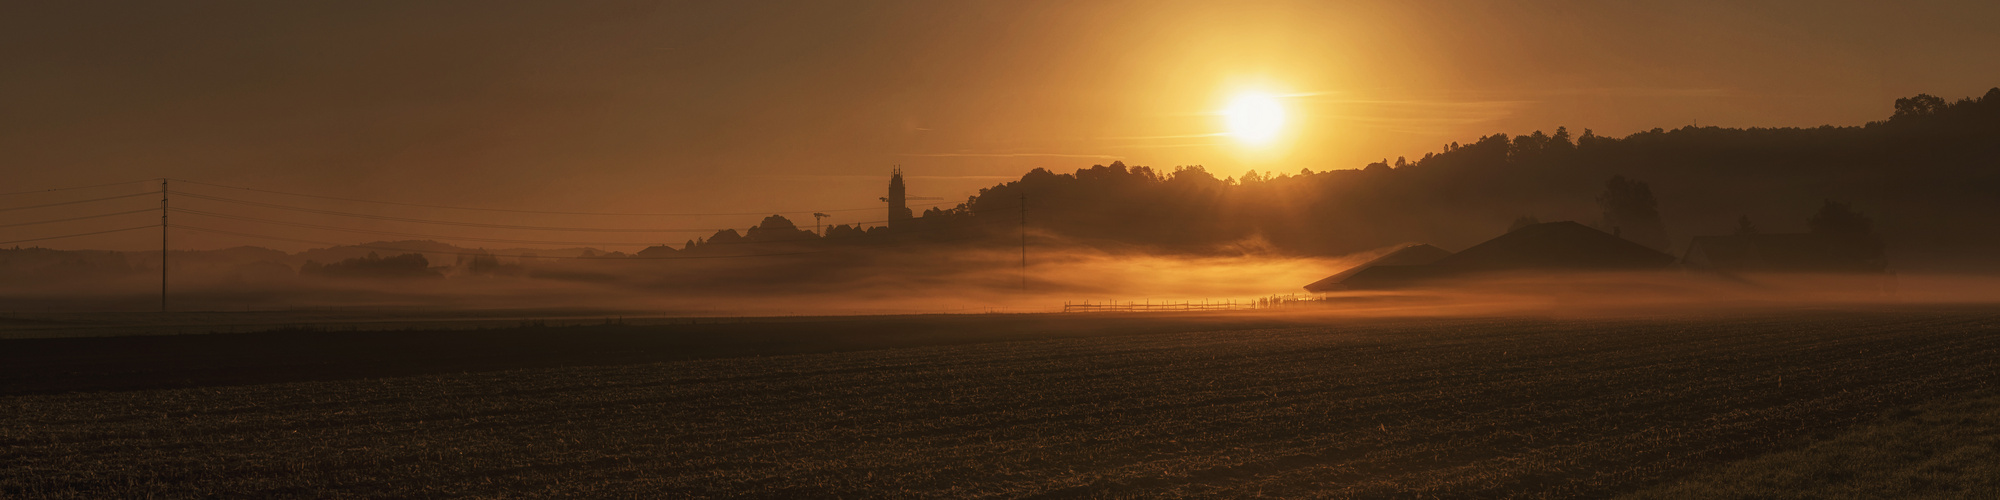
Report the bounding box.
[1096,133,1230,140]
[1549,87,1733,98]
[899,152,1124,159]
[1308,97,1532,132]
[1329,114,1518,126]
[757,174,1021,181]
[1111,141,1224,150]
[1297,86,1731,103]
[1308,99,1538,109]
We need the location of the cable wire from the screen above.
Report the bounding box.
[0,192,156,213]
[173,192,725,233]
[0,225,156,246]
[172,224,829,260]
[173,206,964,249]
[170,208,687,247]
[170,178,911,216]
[0,209,157,228]
[0,179,157,197]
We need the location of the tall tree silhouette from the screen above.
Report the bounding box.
[1596,175,1671,251]
[1809,200,1886,268]
[1734,215,1759,235]
[1894,94,1948,118]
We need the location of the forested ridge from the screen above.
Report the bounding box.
[915,89,2000,269]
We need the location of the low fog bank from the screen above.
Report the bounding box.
[3,240,1997,323]
[0,242,1350,316]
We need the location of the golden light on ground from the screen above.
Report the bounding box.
[1222,91,1288,146]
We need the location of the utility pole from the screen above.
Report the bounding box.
[1019,192,1027,292]
[160,178,168,313]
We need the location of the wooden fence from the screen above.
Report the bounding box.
[1061,294,1320,313]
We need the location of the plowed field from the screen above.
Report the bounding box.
[4,308,1997,497]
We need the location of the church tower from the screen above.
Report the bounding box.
[887,167,914,229]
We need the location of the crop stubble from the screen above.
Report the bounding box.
[3,309,1997,498]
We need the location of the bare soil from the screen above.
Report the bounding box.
[3,307,1996,497]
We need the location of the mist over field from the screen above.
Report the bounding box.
[7,236,1994,323]
[11,89,2000,321]
[0,241,1339,314]
[7,2,2000,497]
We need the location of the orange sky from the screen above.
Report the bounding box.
[5,0,1999,252]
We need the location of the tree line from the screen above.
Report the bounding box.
[641,89,1995,270]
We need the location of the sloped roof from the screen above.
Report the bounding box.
[1433,221,1675,271]
[1333,264,1452,290]
[1304,244,1453,292]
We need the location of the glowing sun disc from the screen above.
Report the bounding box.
[1223,92,1286,145]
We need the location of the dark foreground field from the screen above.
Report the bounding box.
[3,308,1997,497]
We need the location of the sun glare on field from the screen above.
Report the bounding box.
[1222,91,1287,146]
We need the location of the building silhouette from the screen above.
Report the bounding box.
[886,167,914,229]
[1305,222,1677,290]
[1304,244,1452,292]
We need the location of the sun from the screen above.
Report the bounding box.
[1222,91,1287,146]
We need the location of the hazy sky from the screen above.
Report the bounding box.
[5,0,1998,251]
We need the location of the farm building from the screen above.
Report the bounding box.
[1432,221,1677,271]
[1305,221,1677,291]
[1303,244,1452,292]
[1680,233,1887,274]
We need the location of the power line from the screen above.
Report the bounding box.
[0,179,156,197]
[0,209,156,228]
[170,208,694,247]
[0,225,157,246]
[172,224,830,260]
[173,192,726,233]
[0,192,155,213]
[169,178,901,216]
[0,177,1012,255]
[173,207,950,249]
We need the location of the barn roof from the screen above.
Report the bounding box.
[1303,222,1677,291]
[1433,221,1675,271]
[1304,244,1453,292]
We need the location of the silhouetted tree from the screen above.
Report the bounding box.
[744,215,815,242]
[1735,215,1759,235]
[1809,200,1886,267]
[824,223,867,240]
[459,251,526,275]
[704,229,745,245]
[1894,94,1948,118]
[1597,175,1672,251]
